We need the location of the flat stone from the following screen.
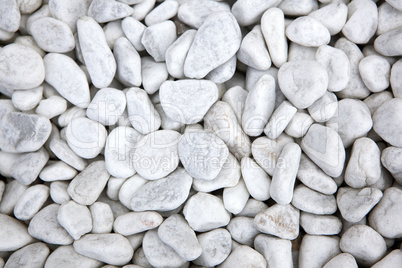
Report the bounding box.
[68,161,110,205]
[74,234,134,266]
[183,193,230,232]
[130,168,192,212]
[301,124,345,177]
[141,20,176,62]
[158,214,202,261]
[28,204,74,245]
[159,79,218,124]
[193,228,232,267]
[241,157,271,201]
[57,200,92,240]
[278,60,328,109]
[309,2,348,35]
[40,161,77,182]
[11,148,49,185]
[315,45,350,92]
[299,235,341,268]
[49,138,87,171]
[369,187,402,239]
[5,242,49,268]
[184,11,241,78]
[44,53,90,108]
[77,16,116,88]
[242,74,276,136]
[14,185,49,221]
[0,214,34,251]
[345,138,381,188]
[44,245,102,268]
[114,37,141,87]
[340,225,386,266]
[66,117,107,159]
[324,253,358,268]
[114,211,162,236]
[292,185,337,215]
[88,0,133,23]
[219,245,267,268]
[300,212,342,235]
[232,0,281,26]
[31,17,75,53]
[373,98,402,147]
[286,16,330,47]
[254,204,300,240]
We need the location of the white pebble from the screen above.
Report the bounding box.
[5,242,49,268]
[231,0,281,26]
[0,0,20,32]
[114,37,141,87]
[114,211,162,236]
[222,86,248,123]
[193,228,231,266]
[35,96,67,119]
[141,56,169,94]
[227,216,259,246]
[11,86,43,111]
[372,249,402,268]
[219,245,266,268]
[307,91,338,122]
[121,17,146,52]
[359,55,390,92]
[89,202,114,234]
[241,157,271,201]
[145,0,178,26]
[309,3,348,35]
[373,98,402,147]
[119,175,147,209]
[50,181,71,204]
[88,0,133,23]
[57,200,93,240]
[223,178,249,214]
[0,214,34,251]
[141,20,176,62]
[324,253,358,268]
[286,16,330,47]
[300,212,342,235]
[14,185,49,221]
[49,138,87,171]
[44,245,102,268]
[10,148,49,185]
[299,235,341,268]
[132,0,155,21]
[264,101,297,139]
[292,184,337,215]
[254,234,293,268]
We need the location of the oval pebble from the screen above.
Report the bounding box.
[88,0,133,23]
[57,200,93,240]
[5,242,49,268]
[286,16,330,47]
[89,202,114,234]
[44,245,102,268]
[114,211,163,236]
[141,20,176,62]
[292,184,337,215]
[193,228,231,267]
[373,98,402,147]
[14,185,49,221]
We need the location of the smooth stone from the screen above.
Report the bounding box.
[36,96,67,119]
[159,79,218,124]
[254,204,300,240]
[132,0,156,21]
[278,0,318,16]
[292,185,337,215]
[222,86,248,123]
[324,253,358,268]
[154,103,184,131]
[218,245,267,268]
[381,146,402,184]
[270,143,301,205]
[369,187,402,239]
[315,45,350,92]
[11,148,49,185]
[49,138,87,171]
[114,211,162,236]
[301,124,345,177]
[387,0,402,11]
[334,38,370,99]
[48,0,91,32]
[158,214,202,261]
[142,229,187,267]
[104,21,125,49]
[178,131,228,180]
[340,225,387,266]
[141,56,168,95]
[254,234,293,268]
[97,193,130,219]
[141,20,176,62]
[364,91,394,115]
[205,54,237,84]
[372,249,402,268]
[133,130,180,180]
[0,0,20,32]
[44,245,102,268]
[373,98,402,147]
[278,60,328,109]
[183,193,230,232]
[342,0,378,44]
[251,134,293,176]
[31,17,75,53]
[242,74,276,136]
[309,3,348,35]
[286,16,330,47]
[0,180,27,215]
[307,91,338,122]
[88,0,133,23]
[130,168,192,212]
[44,53,90,108]
[14,185,49,221]
[77,16,116,88]
[28,204,74,245]
[227,216,259,246]
[391,59,402,98]
[241,157,271,201]
[337,187,382,223]
[86,87,126,126]
[68,161,110,205]
[107,177,127,201]
[57,200,92,240]
[132,247,151,268]
[74,234,134,266]
[5,242,49,268]
[66,117,107,159]
[118,175,147,209]
[121,17,146,52]
[300,212,342,235]
[144,0,178,26]
[12,86,43,111]
[0,151,20,178]
[166,29,197,79]
[345,138,381,188]
[184,11,241,78]
[126,87,161,134]
[359,55,390,93]
[105,126,141,179]
[26,5,51,35]
[261,8,288,68]
[264,101,297,139]
[231,0,281,26]
[0,214,34,251]
[377,3,402,35]
[299,235,341,268]
[237,25,271,70]
[178,0,229,29]
[237,199,268,218]
[288,42,318,61]
[205,101,251,159]
[114,37,141,87]
[192,153,241,192]
[89,202,113,234]
[194,228,231,266]
[297,154,338,195]
[0,44,44,90]
[223,178,249,214]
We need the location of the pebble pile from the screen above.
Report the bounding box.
[1,0,402,267]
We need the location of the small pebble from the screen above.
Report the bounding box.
[299,235,341,268]
[114,211,162,236]
[292,184,337,215]
[5,242,49,268]
[286,16,330,47]
[219,245,267,268]
[373,98,402,147]
[141,20,176,62]
[14,185,49,221]
[0,214,34,251]
[254,234,293,268]
[300,212,342,235]
[44,245,103,268]
[323,253,358,268]
[88,0,133,23]
[89,202,114,234]
[57,200,93,240]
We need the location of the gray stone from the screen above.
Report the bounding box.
[227,216,260,246]
[11,148,49,185]
[292,184,337,215]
